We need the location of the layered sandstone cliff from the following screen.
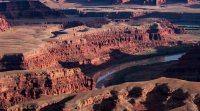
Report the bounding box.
[0,19,188,110]
[0,16,9,32]
[8,77,200,111]
[0,68,94,109]
[0,21,184,71]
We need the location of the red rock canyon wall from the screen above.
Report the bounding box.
[0,21,184,71]
[0,68,94,109]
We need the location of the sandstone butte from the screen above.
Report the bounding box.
[0,19,185,72]
[7,77,200,111]
[0,16,9,32]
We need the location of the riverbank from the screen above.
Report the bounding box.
[91,45,196,88]
[98,61,176,88]
[85,44,194,77]
[94,52,185,88]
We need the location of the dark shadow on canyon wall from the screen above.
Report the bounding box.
[135,12,200,25]
[144,84,170,111]
[59,45,189,76]
[59,49,137,75]
[142,84,190,111]
[187,4,200,9]
[40,95,75,111]
[93,97,116,111]
[51,30,68,38]
[128,87,143,98]
[61,0,113,6]
[0,53,24,72]
[61,19,110,29]
[163,45,200,82]
[165,88,189,110]
[194,94,200,111]
[62,21,84,29]
[93,90,118,111]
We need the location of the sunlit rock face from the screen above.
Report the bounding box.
[0,16,9,32]
[0,68,95,108]
[0,20,184,71]
[7,78,200,111]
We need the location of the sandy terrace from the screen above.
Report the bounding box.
[0,25,60,55]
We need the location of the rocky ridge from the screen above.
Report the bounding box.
[0,20,185,71]
[0,19,187,110]
[7,77,200,111]
[0,68,94,109]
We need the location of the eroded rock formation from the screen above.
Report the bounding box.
[0,20,184,71]
[8,77,200,111]
[0,16,9,32]
[0,68,94,109]
[0,19,187,110]
[0,1,63,19]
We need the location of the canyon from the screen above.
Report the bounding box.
[0,19,185,71]
[3,45,200,110]
[0,0,200,110]
[0,18,190,109]
[0,17,196,110]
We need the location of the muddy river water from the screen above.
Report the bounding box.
[93,53,185,88]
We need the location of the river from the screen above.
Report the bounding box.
[93,53,185,89]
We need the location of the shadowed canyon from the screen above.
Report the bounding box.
[0,0,200,111]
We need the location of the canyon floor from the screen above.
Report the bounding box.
[0,0,200,111]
